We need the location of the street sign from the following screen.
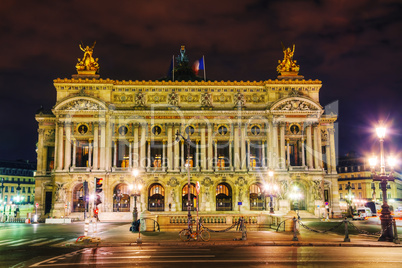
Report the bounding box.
[238,202,242,205]
[196,181,200,195]
[35,203,39,208]
[325,202,329,206]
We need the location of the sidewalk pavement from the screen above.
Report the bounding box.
[69,223,402,248]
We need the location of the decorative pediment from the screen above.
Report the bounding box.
[55,97,108,111]
[270,97,321,112]
[62,100,105,111]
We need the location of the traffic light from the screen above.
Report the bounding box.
[95,178,103,193]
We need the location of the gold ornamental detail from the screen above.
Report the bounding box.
[277,43,300,76]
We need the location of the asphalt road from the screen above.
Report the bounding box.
[27,246,402,268]
[1,221,401,267]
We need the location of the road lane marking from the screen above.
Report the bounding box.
[94,255,215,259]
[30,249,86,267]
[11,238,47,247]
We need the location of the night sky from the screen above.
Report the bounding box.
[0,0,401,163]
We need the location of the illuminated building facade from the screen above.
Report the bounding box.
[34,44,340,220]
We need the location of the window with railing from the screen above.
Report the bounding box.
[358,183,361,189]
[339,184,342,190]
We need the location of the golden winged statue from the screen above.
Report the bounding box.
[76,41,100,74]
[277,42,300,74]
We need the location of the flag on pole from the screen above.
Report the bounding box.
[192,56,206,80]
[167,55,174,81]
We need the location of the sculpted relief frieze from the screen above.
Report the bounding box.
[147,94,167,104]
[245,94,265,103]
[113,93,133,103]
[180,94,200,103]
[277,100,317,111]
[63,100,105,111]
[44,129,55,142]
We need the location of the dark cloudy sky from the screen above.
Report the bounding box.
[0,0,401,163]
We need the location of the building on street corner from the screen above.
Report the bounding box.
[34,44,340,221]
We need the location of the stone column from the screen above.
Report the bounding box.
[279,123,286,169]
[167,124,173,171]
[181,140,184,171]
[88,139,92,168]
[317,126,323,169]
[174,126,180,171]
[195,140,199,168]
[37,129,45,173]
[147,140,151,169]
[72,139,76,168]
[113,140,117,168]
[64,122,72,171]
[247,139,250,169]
[326,144,331,173]
[229,140,233,170]
[266,121,272,168]
[286,138,290,167]
[262,140,266,168]
[214,140,218,170]
[128,140,132,169]
[133,123,139,169]
[57,122,64,170]
[162,140,166,170]
[105,122,112,171]
[272,122,279,169]
[313,124,319,169]
[306,124,313,169]
[207,124,213,171]
[93,123,99,170]
[241,124,246,170]
[200,124,206,170]
[234,123,240,170]
[100,122,106,170]
[301,138,305,167]
[329,128,337,174]
[140,123,146,171]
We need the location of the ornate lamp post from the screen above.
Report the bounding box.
[345,182,354,217]
[264,170,279,214]
[129,169,142,224]
[368,126,396,241]
[176,130,192,231]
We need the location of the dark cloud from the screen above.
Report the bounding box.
[0,0,401,161]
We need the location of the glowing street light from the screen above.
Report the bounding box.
[369,124,396,241]
[130,169,142,225]
[264,170,279,214]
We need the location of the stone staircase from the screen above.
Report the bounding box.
[297,210,319,219]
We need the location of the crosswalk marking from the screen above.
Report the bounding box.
[0,239,27,246]
[30,237,64,246]
[0,237,67,247]
[11,238,47,247]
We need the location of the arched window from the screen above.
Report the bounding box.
[250,184,264,211]
[216,183,232,211]
[148,183,165,211]
[72,183,85,212]
[182,183,196,211]
[113,183,130,212]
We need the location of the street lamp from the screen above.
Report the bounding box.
[369,125,396,241]
[176,130,192,231]
[345,182,354,217]
[289,186,303,218]
[130,169,142,224]
[264,170,279,214]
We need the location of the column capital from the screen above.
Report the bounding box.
[327,128,335,134]
[100,121,106,127]
[57,121,64,127]
[93,122,99,127]
[38,128,45,135]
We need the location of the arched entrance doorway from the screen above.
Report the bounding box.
[148,183,165,211]
[113,183,130,212]
[216,183,232,211]
[289,183,307,211]
[249,183,264,211]
[182,183,196,211]
[72,183,85,212]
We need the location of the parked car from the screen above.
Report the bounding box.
[353,207,373,220]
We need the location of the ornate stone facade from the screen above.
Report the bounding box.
[34,47,340,220]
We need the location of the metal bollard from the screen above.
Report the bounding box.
[393,219,400,244]
[343,217,350,242]
[292,217,298,241]
[241,218,247,241]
